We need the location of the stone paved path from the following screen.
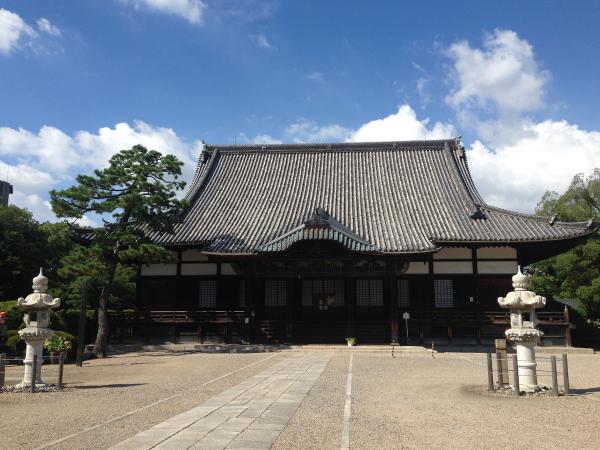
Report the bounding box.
[109,353,331,450]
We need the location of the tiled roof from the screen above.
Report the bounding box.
[149,139,594,253]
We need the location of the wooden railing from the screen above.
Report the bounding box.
[402,310,568,326]
[110,310,245,324]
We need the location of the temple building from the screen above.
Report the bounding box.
[114,139,595,345]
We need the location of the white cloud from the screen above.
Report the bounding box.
[443,29,600,213]
[446,29,550,145]
[467,120,600,213]
[0,8,36,55]
[123,0,205,24]
[349,105,455,142]
[36,18,61,37]
[284,119,352,143]
[253,134,282,145]
[252,34,271,49]
[1,121,201,221]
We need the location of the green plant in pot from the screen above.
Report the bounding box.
[44,333,74,364]
[346,337,357,347]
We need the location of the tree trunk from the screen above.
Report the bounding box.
[93,259,118,358]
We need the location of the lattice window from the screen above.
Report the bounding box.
[356,279,384,306]
[301,279,345,306]
[198,280,217,308]
[434,279,454,308]
[265,280,288,307]
[397,279,410,308]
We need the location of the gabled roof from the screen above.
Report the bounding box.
[149,139,594,254]
[258,208,377,253]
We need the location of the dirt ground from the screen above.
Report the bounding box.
[1,349,599,450]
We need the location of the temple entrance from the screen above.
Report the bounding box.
[301,278,345,322]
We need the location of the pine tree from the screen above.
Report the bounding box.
[50,145,186,357]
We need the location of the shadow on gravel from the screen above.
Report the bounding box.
[107,344,292,355]
[70,383,147,389]
[569,387,600,395]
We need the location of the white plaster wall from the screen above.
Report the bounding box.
[181,249,209,262]
[141,264,177,276]
[181,263,217,275]
[433,247,472,259]
[221,263,238,275]
[433,261,473,274]
[476,247,517,259]
[477,260,518,274]
[405,261,430,274]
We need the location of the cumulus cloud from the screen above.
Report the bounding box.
[0,122,201,221]
[122,0,205,24]
[446,29,550,145]
[467,120,600,213]
[0,8,36,55]
[350,105,455,142]
[444,29,600,213]
[0,9,62,56]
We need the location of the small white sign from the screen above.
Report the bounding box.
[402,312,410,320]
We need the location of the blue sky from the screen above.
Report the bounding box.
[1,0,600,223]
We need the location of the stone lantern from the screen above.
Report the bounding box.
[498,267,546,392]
[16,268,60,388]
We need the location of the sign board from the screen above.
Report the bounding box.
[402,312,410,320]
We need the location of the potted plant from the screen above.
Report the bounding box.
[346,337,357,347]
[44,334,73,364]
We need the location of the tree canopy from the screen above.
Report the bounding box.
[0,205,74,300]
[50,144,186,356]
[530,170,600,320]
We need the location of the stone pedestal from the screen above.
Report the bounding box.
[506,328,542,391]
[15,269,60,389]
[17,327,54,388]
[498,267,546,393]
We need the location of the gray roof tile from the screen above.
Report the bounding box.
[149,139,593,253]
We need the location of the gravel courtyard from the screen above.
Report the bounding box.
[1,348,599,449]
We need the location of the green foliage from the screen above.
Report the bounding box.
[530,170,600,321]
[50,145,186,356]
[0,300,23,329]
[6,333,22,351]
[56,245,136,310]
[0,205,45,296]
[44,333,74,352]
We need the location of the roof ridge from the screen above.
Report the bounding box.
[205,138,457,152]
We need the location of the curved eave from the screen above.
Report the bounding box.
[258,226,378,253]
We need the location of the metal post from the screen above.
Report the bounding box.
[0,353,6,387]
[30,356,37,393]
[512,354,520,396]
[551,355,559,396]
[496,351,504,386]
[562,354,570,394]
[486,353,494,391]
[58,351,65,389]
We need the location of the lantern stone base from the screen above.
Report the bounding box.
[16,328,53,388]
[506,328,543,392]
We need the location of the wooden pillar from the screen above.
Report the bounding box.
[388,276,398,344]
[346,277,355,338]
[286,278,294,340]
[245,277,255,343]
